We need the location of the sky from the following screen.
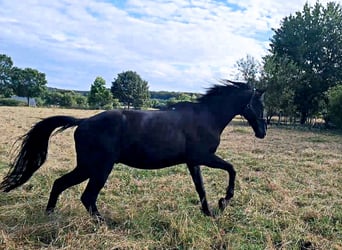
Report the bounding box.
[0,0,340,92]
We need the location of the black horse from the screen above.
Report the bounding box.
[0,80,266,219]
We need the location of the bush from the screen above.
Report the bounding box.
[0,98,25,106]
[327,85,342,128]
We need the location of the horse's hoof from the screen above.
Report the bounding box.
[202,208,214,217]
[218,198,228,211]
[45,207,54,215]
[92,213,105,224]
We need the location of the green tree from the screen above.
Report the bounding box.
[44,91,63,106]
[262,55,300,124]
[177,93,192,102]
[0,54,14,97]
[111,71,150,109]
[269,2,342,124]
[166,97,178,106]
[327,84,342,128]
[44,90,88,108]
[11,67,47,106]
[74,94,88,108]
[112,98,120,109]
[88,76,113,109]
[235,54,261,88]
[59,91,77,107]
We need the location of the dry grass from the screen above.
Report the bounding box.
[0,106,341,249]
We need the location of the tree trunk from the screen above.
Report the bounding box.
[27,96,30,106]
[266,115,272,125]
[300,111,307,125]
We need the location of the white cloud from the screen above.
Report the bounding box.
[0,0,341,92]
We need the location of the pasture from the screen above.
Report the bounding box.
[0,106,341,249]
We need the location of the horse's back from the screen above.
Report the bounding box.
[76,110,124,135]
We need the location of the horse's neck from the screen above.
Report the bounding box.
[200,101,239,134]
[214,110,237,133]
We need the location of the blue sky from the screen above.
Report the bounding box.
[0,0,339,92]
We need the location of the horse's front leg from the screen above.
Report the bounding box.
[187,164,213,217]
[203,155,236,211]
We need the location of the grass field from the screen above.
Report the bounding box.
[0,106,341,249]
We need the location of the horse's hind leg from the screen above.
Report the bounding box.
[80,161,114,220]
[46,166,89,213]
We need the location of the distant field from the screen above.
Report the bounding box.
[0,106,341,249]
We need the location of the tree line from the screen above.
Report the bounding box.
[0,58,196,110]
[235,1,342,128]
[1,1,342,128]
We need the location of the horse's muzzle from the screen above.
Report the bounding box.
[255,119,267,139]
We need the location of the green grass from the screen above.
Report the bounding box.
[0,109,342,249]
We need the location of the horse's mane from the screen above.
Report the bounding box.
[197,80,250,103]
[163,80,250,109]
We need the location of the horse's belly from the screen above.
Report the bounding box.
[119,145,185,169]
[121,159,184,169]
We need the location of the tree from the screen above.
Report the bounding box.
[0,54,14,97]
[74,94,88,108]
[88,76,113,109]
[59,92,77,107]
[268,2,342,124]
[261,55,300,124]
[11,67,47,106]
[235,54,261,88]
[111,71,150,109]
[327,84,342,128]
[44,90,88,108]
[166,97,178,106]
[44,91,63,106]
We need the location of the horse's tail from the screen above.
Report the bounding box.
[0,116,84,192]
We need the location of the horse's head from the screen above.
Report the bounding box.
[198,80,267,138]
[241,88,267,139]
